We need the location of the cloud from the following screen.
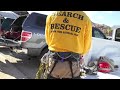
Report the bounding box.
[96,16,104,20]
[84,11,97,20]
[84,11,114,16]
[84,11,106,25]
[84,11,99,22]
[101,11,113,14]
[84,11,97,17]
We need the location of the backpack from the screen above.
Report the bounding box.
[87,56,118,73]
[35,51,83,79]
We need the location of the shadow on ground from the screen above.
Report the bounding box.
[0,59,40,79]
[0,48,40,79]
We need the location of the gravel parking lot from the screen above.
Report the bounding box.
[0,47,40,79]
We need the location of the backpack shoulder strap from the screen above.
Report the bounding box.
[49,60,58,75]
[68,61,74,78]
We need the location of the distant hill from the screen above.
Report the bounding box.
[92,22,112,36]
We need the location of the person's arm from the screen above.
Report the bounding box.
[83,18,92,55]
[45,15,51,46]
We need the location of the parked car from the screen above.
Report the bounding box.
[0,12,120,66]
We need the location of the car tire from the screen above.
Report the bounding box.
[27,48,41,57]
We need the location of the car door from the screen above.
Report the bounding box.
[0,16,26,47]
[21,12,47,48]
[115,28,120,42]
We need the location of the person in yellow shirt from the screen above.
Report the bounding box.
[36,11,92,79]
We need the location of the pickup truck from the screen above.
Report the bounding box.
[0,12,120,66]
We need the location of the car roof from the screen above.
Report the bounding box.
[27,11,54,15]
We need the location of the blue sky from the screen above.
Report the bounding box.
[84,11,120,27]
[29,11,120,27]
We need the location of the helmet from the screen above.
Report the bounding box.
[98,61,111,73]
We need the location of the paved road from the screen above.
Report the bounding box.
[0,47,40,79]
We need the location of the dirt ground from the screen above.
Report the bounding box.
[0,47,40,79]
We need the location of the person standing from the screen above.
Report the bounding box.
[36,11,92,79]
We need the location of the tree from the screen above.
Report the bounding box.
[106,27,113,36]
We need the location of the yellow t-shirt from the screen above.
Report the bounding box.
[45,11,92,55]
